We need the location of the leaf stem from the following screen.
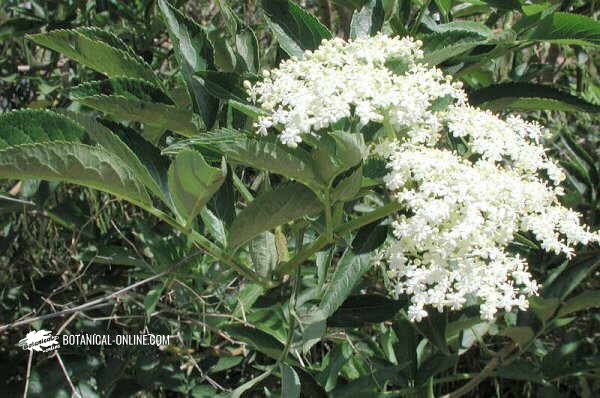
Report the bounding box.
[278,201,402,275]
[142,205,273,288]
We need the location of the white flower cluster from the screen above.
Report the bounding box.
[381,145,597,321]
[246,35,465,147]
[247,35,599,322]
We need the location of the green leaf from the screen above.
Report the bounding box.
[250,232,279,277]
[350,0,384,39]
[158,0,218,129]
[502,326,534,346]
[0,109,86,147]
[233,283,265,317]
[70,78,174,105]
[328,294,404,327]
[28,28,156,82]
[228,99,268,118]
[529,297,559,322]
[558,290,600,317]
[496,359,543,382]
[209,356,243,374]
[433,0,453,20]
[166,128,320,189]
[0,142,151,206]
[261,0,333,58]
[415,354,458,385]
[222,324,284,360]
[144,283,165,318]
[59,111,166,203]
[193,71,248,102]
[415,310,450,355]
[73,93,199,137]
[101,120,172,203]
[317,343,353,391]
[543,255,600,299]
[236,28,260,73]
[421,21,493,66]
[524,12,600,47]
[319,250,372,317]
[330,165,362,202]
[351,220,389,254]
[469,83,600,113]
[297,368,328,398]
[0,17,45,39]
[392,318,418,379]
[168,150,225,227]
[229,182,322,248]
[280,363,301,398]
[201,207,228,247]
[311,131,366,186]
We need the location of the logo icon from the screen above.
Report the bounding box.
[18,330,60,352]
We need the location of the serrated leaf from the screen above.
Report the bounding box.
[228,99,268,118]
[59,111,166,202]
[469,83,600,113]
[319,250,372,317]
[73,94,199,137]
[392,318,418,379]
[101,120,172,203]
[28,28,156,82]
[350,0,384,39]
[317,343,353,391]
[168,150,225,227]
[524,12,600,47]
[422,27,491,66]
[0,109,86,147]
[0,142,151,206]
[165,128,320,189]
[71,78,174,105]
[250,232,278,277]
[229,182,322,248]
[261,0,332,58]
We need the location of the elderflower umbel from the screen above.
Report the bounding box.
[246,34,465,147]
[247,34,599,322]
[381,144,597,321]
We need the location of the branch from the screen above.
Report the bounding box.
[442,343,517,398]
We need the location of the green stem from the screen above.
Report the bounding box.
[278,201,402,275]
[409,0,432,36]
[232,168,254,202]
[142,205,272,288]
[336,201,402,235]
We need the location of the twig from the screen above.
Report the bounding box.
[442,343,517,398]
[0,249,205,332]
[54,352,82,398]
[22,350,33,398]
